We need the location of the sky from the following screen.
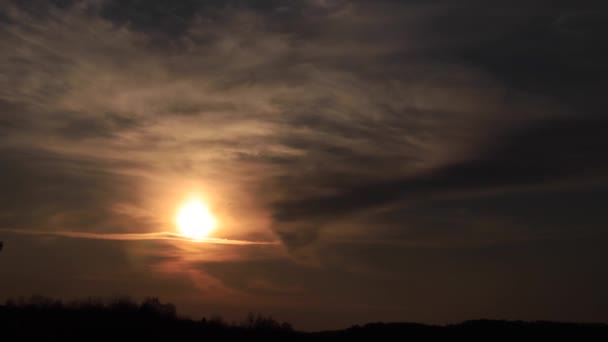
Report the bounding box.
[0,0,607,331]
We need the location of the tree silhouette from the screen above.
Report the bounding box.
[1,296,607,339]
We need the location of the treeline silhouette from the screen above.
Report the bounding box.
[0,296,294,340]
[1,296,607,340]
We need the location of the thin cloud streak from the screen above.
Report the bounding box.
[0,229,279,245]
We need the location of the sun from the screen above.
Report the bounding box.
[176,200,217,239]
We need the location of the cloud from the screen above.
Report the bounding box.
[0,146,151,233]
[1,0,606,249]
[0,229,278,245]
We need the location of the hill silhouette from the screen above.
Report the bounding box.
[1,296,606,340]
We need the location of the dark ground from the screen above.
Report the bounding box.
[1,297,606,340]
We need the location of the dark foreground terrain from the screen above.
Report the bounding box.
[1,297,606,340]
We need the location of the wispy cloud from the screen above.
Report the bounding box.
[1,0,605,259]
[0,229,278,245]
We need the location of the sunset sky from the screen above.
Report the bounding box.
[0,0,607,330]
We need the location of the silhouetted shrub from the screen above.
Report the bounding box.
[241,312,293,332]
[140,297,177,319]
[107,295,138,313]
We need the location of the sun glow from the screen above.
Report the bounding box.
[176,200,217,239]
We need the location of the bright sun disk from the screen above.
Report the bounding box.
[177,200,216,239]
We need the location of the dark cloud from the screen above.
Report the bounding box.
[271,116,608,242]
[0,146,152,233]
[429,1,608,111]
[58,113,141,140]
